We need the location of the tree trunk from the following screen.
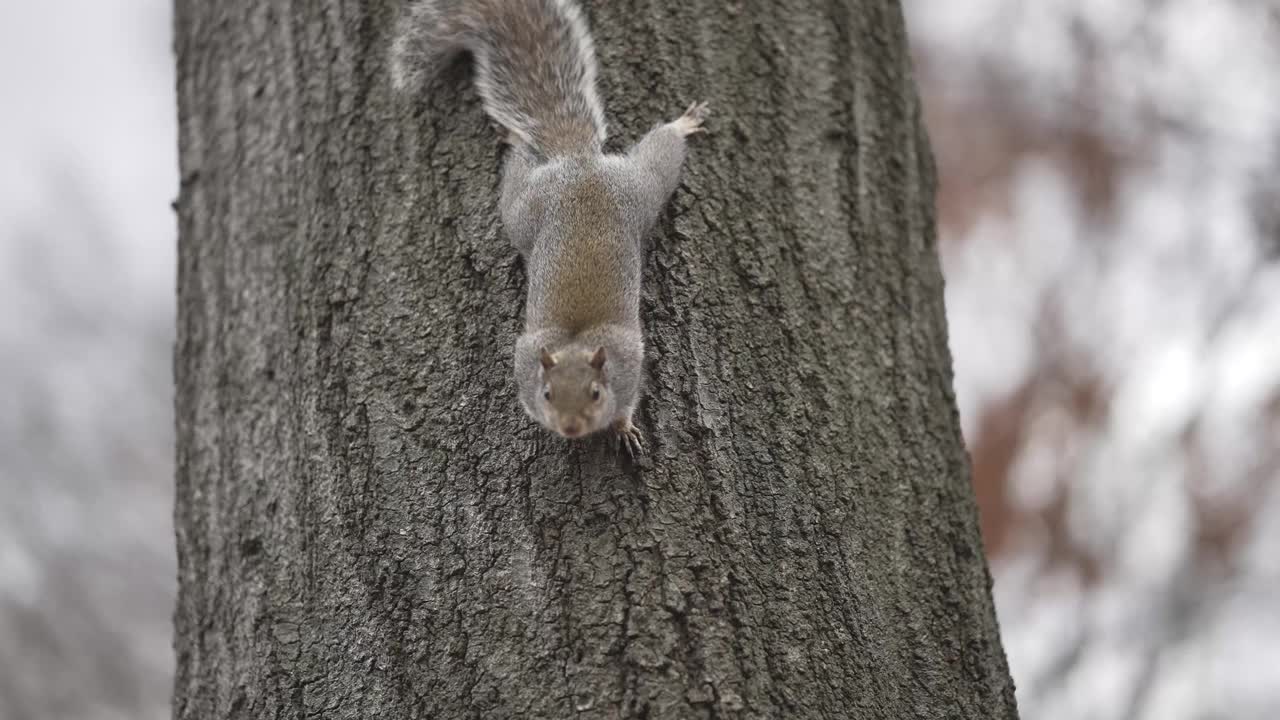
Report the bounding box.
[172,1,1017,718]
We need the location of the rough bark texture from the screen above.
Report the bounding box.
[172,1,1018,718]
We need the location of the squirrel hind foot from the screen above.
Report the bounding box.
[670,101,710,136]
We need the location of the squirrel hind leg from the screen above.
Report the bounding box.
[499,145,541,255]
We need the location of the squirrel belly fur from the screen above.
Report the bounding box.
[391,0,707,455]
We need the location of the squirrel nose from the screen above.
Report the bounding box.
[561,422,583,438]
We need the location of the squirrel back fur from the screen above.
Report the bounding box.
[390,0,607,157]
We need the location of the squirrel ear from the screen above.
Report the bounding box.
[589,346,607,370]
[539,348,557,370]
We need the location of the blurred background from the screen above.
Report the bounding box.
[0,1,1276,718]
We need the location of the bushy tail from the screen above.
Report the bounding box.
[390,0,607,157]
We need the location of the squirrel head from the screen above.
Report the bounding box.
[536,345,614,439]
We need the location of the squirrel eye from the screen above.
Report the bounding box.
[592,388,601,401]
[543,390,552,401]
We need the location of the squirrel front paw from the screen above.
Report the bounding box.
[612,417,646,458]
[670,101,709,136]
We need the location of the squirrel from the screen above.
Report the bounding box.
[390,0,707,455]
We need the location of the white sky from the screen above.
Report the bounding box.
[0,0,176,308]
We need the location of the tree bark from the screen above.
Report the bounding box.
[172,1,1017,718]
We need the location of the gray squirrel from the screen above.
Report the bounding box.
[390,0,707,455]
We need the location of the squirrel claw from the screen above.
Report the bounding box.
[672,101,710,136]
[613,419,645,459]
